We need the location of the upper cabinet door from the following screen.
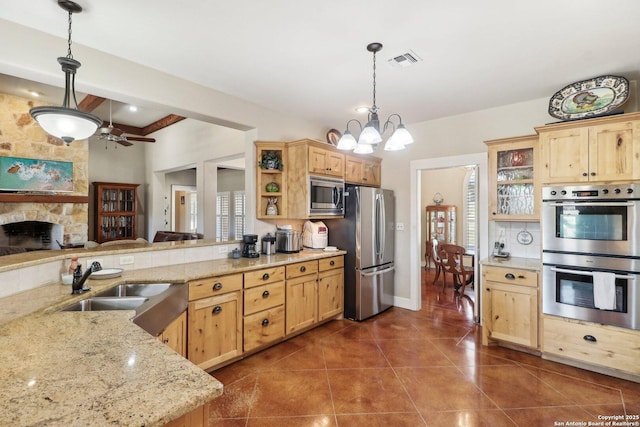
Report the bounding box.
[589,121,636,182]
[539,127,590,184]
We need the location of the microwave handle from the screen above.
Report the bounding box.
[332,186,338,206]
[547,202,636,207]
[550,266,636,280]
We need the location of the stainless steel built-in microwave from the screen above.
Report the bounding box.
[309,176,344,216]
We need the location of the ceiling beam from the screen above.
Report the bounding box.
[78,95,106,112]
[142,114,185,135]
[111,122,145,136]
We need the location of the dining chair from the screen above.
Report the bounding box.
[431,239,448,287]
[439,243,474,296]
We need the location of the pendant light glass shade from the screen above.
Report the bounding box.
[358,123,382,145]
[353,143,374,154]
[29,1,102,145]
[30,106,102,144]
[336,130,357,150]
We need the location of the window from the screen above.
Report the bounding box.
[462,166,477,253]
[216,191,245,241]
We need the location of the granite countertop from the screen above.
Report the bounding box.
[0,249,345,426]
[480,256,541,271]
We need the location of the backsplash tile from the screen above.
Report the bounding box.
[491,221,541,259]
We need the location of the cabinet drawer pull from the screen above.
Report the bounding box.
[262,290,270,298]
[505,273,515,280]
[212,282,223,291]
[262,273,270,280]
[300,266,306,273]
[582,172,588,177]
[583,334,597,342]
[590,172,596,176]
[212,305,222,314]
[261,318,270,326]
[486,288,491,292]
[162,338,169,344]
[330,260,335,266]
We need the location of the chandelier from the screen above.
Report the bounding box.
[336,42,414,153]
[29,0,102,146]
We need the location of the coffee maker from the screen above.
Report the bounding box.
[242,234,260,258]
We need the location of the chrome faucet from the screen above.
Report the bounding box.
[71,261,102,294]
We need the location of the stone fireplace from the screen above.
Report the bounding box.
[0,202,88,248]
[0,92,90,248]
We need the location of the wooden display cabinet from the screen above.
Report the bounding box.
[486,135,539,221]
[93,182,139,243]
[426,205,456,245]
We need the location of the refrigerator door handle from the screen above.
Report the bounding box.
[360,266,395,277]
[375,193,385,257]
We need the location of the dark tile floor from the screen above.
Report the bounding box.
[208,270,640,426]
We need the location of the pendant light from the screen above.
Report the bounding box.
[336,42,414,153]
[29,0,102,146]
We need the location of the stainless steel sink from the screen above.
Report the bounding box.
[60,282,188,336]
[93,283,172,297]
[62,296,149,311]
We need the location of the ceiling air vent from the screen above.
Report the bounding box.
[387,50,422,69]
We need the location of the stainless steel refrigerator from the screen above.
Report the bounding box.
[327,186,395,320]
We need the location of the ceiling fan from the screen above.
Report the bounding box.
[97,100,156,146]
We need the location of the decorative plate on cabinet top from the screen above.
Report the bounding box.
[548,75,629,121]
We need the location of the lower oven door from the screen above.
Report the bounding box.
[542,262,640,330]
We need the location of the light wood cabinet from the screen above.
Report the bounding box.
[243,266,285,351]
[486,135,539,221]
[187,274,243,370]
[164,402,210,427]
[285,274,317,334]
[93,182,139,243]
[482,265,538,349]
[318,256,344,321]
[158,310,187,357]
[543,315,640,376]
[345,154,381,187]
[255,142,287,219]
[537,113,640,184]
[309,145,344,178]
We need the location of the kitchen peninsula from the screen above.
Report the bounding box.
[0,240,345,426]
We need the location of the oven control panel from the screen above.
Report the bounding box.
[542,183,640,201]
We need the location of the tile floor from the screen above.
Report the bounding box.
[208,270,640,426]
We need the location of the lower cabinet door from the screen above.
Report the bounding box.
[286,274,317,335]
[483,281,538,348]
[158,310,187,357]
[318,268,344,321]
[188,291,242,370]
[243,305,285,352]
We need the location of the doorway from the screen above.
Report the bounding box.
[172,185,197,233]
[410,153,488,323]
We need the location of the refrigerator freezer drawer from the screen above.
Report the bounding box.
[348,264,395,321]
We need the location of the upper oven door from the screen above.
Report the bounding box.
[542,200,639,257]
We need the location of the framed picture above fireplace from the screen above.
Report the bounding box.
[0,156,73,192]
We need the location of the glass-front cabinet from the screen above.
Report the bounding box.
[93,182,139,243]
[486,135,540,221]
[426,205,456,245]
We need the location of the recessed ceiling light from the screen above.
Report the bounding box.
[28,90,41,97]
[355,106,369,113]
[128,105,138,112]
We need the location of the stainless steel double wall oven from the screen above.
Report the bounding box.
[542,183,640,330]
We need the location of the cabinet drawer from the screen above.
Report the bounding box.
[319,255,343,271]
[543,315,640,375]
[244,282,285,315]
[243,305,285,352]
[483,266,538,287]
[286,260,318,279]
[244,266,285,288]
[188,273,243,301]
